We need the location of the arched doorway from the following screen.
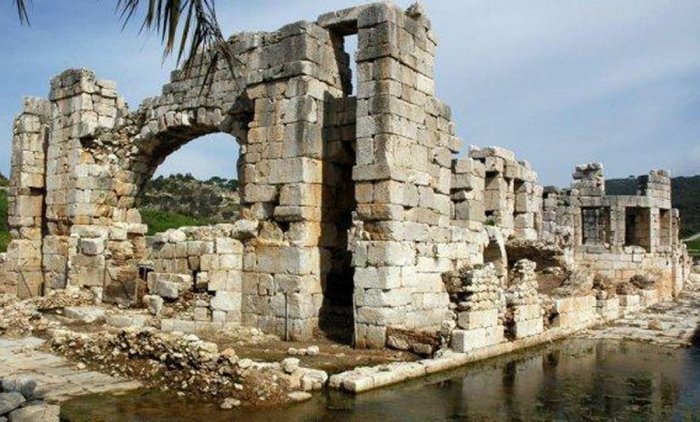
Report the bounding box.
[137,133,241,235]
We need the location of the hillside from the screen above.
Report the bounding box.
[606,175,700,238]
[139,174,240,235]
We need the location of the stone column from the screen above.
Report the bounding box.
[351,3,456,348]
[6,98,50,297]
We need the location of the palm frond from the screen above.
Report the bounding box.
[116,0,238,88]
[11,0,238,91]
[12,0,30,25]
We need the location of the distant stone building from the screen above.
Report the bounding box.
[1,2,690,349]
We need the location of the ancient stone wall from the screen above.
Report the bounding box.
[2,2,690,350]
[542,165,689,300]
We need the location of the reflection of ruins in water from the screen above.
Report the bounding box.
[451,340,697,420]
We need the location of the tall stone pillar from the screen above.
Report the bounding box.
[6,98,50,297]
[352,3,455,348]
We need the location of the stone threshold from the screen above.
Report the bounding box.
[328,321,606,394]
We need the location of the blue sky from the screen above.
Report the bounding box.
[1,0,698,185]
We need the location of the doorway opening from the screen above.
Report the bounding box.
[318,28,358,344]
[625,207,651,252]
[138,133,241,236]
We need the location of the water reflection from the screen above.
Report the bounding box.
[62,340,700,421]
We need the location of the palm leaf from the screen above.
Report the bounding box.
[116,0,239,88]
[11,0,239,87]
[12,0,30,25]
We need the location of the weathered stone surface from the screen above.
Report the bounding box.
[0,393,25,416]
[63,307,106,324]
[1,377,37,400]
[8,404,60,422]
[142,295,164,316]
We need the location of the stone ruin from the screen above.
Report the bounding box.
[0,2,691,350]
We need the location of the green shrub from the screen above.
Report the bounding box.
[0,232,9,253]
[140,209,212,236]
[685,238,700,257]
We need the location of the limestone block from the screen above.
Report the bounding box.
[211,291,242,312]
[553,297,576,314]
[215,238,241,254]
[551,309,594,328]
[63,306,106,323]
[208,270,242,292]
[79,238,105,256]
[596,297,619,319]
[220,253,243,270]
[573,295,596,312]
[255,246,320,275]
[513,318,544,339]
[273,206,322,222]
[457,309,498,330]
[355,323,387,349]
[194,307,210,321]
[274,274,322,295]
[451,326,503,353]
[354,266,402,289]
[454,199,485,222]
[367,242,415,266]
[513,304,542,322]
[280,183,322,206]
[147,273,192,299]
[639,289,658,307]
[355,288,412,308]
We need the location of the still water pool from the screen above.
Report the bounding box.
[62,340,700,421]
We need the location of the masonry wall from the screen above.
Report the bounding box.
[2,2,690,351]
[5,98,50,297]
[543,165,689,300]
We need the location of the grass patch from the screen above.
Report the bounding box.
[685,238,700,257]
[140,209,212,236]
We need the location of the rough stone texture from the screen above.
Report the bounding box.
[8,404,60,422]
[1,2,690,348]
[63,306,107,324]
[0,393,25,416]
[583,276,700,348]
[0,337,141,402]
[1,378,37,400]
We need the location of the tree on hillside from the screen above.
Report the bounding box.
[10,0,233,83]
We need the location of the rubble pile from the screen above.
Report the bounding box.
[630,274,656,290]
[0,289,97,337]
[48,327,325,407]
[552,268,594,297]
[445,264,505,313]
[506,260,540,306]
[504,260,544,339]
[0,295,52,338]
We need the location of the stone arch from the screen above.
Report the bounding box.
[126,103,253,222]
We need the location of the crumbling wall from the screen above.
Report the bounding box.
[145,224,251,331]
[543,164,688,301]
[468,147,542,240]
[3,2,689,350]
